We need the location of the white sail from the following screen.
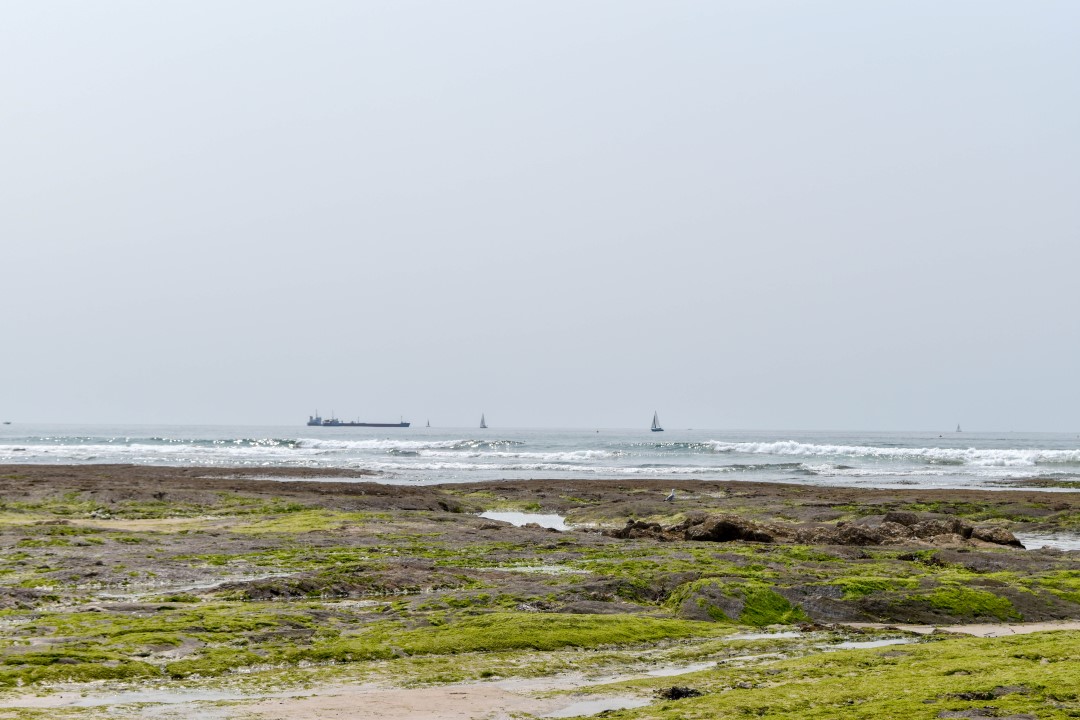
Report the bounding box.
[480,413,487,429]
[651,411,663,431]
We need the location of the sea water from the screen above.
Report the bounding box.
[1,424,1079,490]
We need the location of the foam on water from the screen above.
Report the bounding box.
[3,425,1079,490]
[709,440,1080,467]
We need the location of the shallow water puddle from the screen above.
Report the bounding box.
[727,630,802,641]
[645,662,716,677]
[827,637,916,650]
[1016,533,1080,551]
[542,694,651,718]
[479,511,568,530]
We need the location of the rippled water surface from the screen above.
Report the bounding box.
[3,424,1079,490]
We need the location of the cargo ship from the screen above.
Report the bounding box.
[307,413,410,428]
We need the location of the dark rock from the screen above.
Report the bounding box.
[836,523,884,546]
[970,526,1025,548]
[947,691,998,701]
[938,711,1035,719]
[913,517,973,539]
[960,686,1028,698]
[883,510,919,526]
[557,600,647,615]
[0,587,48,610]
[682,515,778,543]
[992,686,1029,698]
[897,551,949,567]
[672,578,743,622]
[777,585,867,623]
[607,510,1026,551]
[521,523,560,532]
[656,686,703,700]
[877,521,917,543]
[794,526,842,544]
[928,533,968,546]
[602,519,672,540]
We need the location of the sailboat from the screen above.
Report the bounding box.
[651,411,664,432]
[426,419,430,428]
[480,413,487,429]
[956,424,962,432]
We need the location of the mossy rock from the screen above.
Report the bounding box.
[668,578,742,622]
[668,579,809,626]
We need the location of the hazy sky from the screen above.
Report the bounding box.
[3,1,1078,430]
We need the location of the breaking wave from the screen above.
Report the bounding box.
[4,425,1078,490]
[708,441,1080,467]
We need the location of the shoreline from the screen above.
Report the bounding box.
[1,464,1078,718]
[3,461,1079,500]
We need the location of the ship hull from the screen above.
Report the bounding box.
[308,421,410,428]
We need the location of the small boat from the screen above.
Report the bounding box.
[480,413,487,429]
[956,424,962,432]
[651,411,664,432]
[426,419,430,428]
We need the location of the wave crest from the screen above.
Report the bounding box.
[708,441,1080,467]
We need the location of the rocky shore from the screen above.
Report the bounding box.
[0,464,1078,718]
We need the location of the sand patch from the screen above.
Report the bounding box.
[845,620,1080,637]
[236,683,578,720]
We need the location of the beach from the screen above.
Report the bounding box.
[0,463,1078,718]
[8,0,1078,714]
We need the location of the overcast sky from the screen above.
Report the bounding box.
[2,1,1078,431]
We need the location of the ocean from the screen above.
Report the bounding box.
[2,424,1079,491]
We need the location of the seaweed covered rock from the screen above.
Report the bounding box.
[913,517,973,540]
[970,526,1025,547]
[882,510,920,526]
[609,512,1024,549]
[682,514,781,543]
[602,519,676,540]
[656,686,704,700]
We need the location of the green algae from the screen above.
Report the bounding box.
[1030,570,1080,604]
[165,648,267,679]
[283,612,724,667]
[0,492,318,523]
[664,579,810,626]
[919,586,1021,621]
[739,586,810,626]
[827,576,920,599]
[0,656,160,687]
[587,631,1080,720]
[1,480,1078,709]
[232,509,391,534]
[14,538,72,548]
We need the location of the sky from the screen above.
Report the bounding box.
[2,1,1078,431]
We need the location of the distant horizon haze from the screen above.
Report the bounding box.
[2,1,1077,431]
[0,419,1073,437]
